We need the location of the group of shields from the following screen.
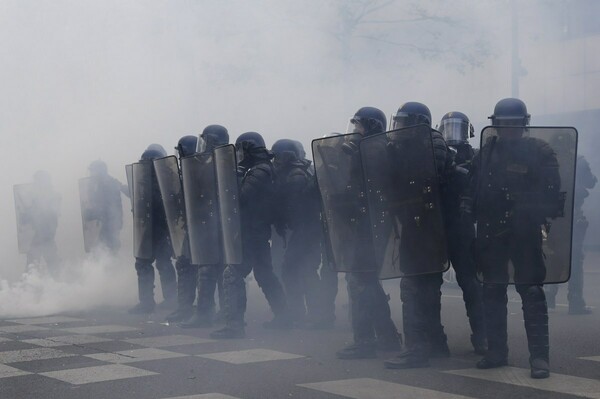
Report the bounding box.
[311,124,578,286]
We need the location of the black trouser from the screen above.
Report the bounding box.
[281,223,322,323]
[197,264,225,315]
[174,256,198,312]
[346,271,398,345]
[401,272,446,356]
[446,217,485,341]
[222,235,287,327]
[134,236,176,305]
[478,231,549,363]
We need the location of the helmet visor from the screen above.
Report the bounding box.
[347,118,366,135]
[439,118,469,144]
[492,116,529,127]
[392,112,420,130]
[196,136,207,154]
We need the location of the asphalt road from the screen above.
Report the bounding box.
[0,256,599,399]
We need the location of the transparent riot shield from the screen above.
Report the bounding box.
[181,153,220,265]
[214,144,242,265]
[13,184,35,254]
[132,162,154,259]
[125,164,134,210]
[475,126,577,284]
[312,133,375,273]
[154,156,189,259]
[361,125,449,279]
[78,177,102,253]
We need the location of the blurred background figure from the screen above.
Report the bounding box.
[546,152,597,314]
[13,170,62,277]
[79,160,127,255]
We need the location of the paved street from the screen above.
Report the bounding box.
[1,258,599,399]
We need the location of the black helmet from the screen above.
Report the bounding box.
[140,148,165,161]
[272,139,299,157]
[199,124,229,154]
[235,132,268,166]
[88,159,108,176]
[392,102,432,129]
[349,106,387,136]
[272,139,300,166]
[438,111,474,145]
[489,98,530,127]
[176,135,198,158]
[292,140,306,160]
[146,143,167,157]
[235,132,266,149]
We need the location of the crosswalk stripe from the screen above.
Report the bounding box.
[198,349,304,364]
[445,367,600,399]
[162,395,241,399]
[579,356,600,362]
[298,378,475,399]
[40,364,157,385]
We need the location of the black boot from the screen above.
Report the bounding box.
[167,258,197,322]
[521,285,550,379]
[130,266,156,314]
[210,265,247,339]
[478,284,509,367]
[179,309,214,328]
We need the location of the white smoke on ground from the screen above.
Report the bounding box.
[0,252,136,318]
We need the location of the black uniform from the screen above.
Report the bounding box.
[335,107,401,359]
[471,136,557,373]
[86,173,125,254]
[274,156,322,325]
[215,149,288,336]
[131,157,177,314]
[396,129,452,364]
[443,143,486,351]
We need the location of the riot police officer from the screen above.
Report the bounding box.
[334,107,401,359]
[83,160,126,254]
[383,102,452,369]
[437,112,486,354]
[210,132,289,339]
[129,147,177,314]
[271,139,322,327]
[165,135,199,323]
[20,171,62,277]
[467,98,559,379]
[180,125,230,327]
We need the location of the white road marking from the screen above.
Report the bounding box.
[6,316,84,325]
[162,395,241,399]
[579,356,600,362]
[0,348,75,363]
[0,325,49,333]
[85,348,187,363]
[23,335,111,347]
[125,335,214,347]
[0,363,31,379]
[445,367,600,399]
[60,325,138,334]
[198,348,304,364]
[40,364,157,385]
[0,337,12,343]
[298,378,475,399]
